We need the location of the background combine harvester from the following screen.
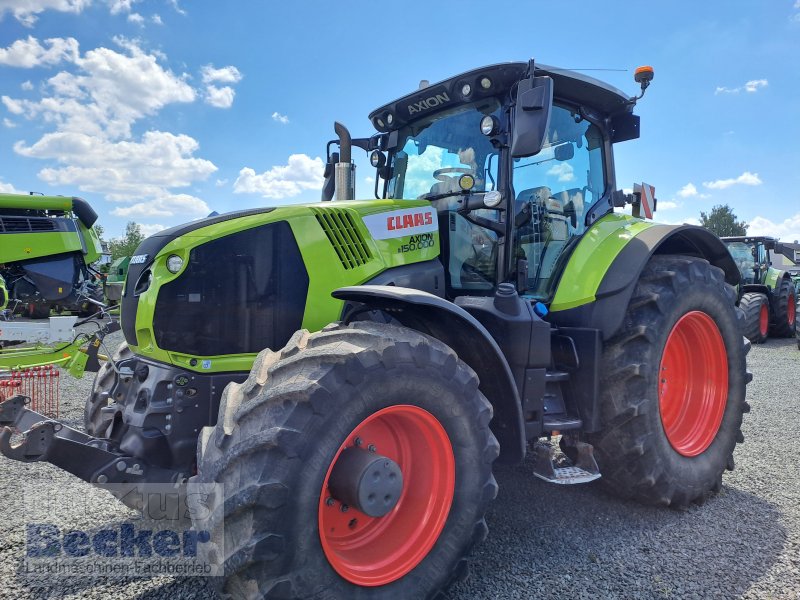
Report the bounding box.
[723,236,797,343]
[0,194,104,318]
[0,61,751,599]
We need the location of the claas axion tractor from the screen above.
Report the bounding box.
[0,61,750,599]
[722,236,797,343]
[0,194,104,318]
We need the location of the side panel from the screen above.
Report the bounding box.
[0,232,84,263]
[765,267,785,290]
[549,214,740,339]
[549,214,655,312]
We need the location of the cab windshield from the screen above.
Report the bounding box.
[387,99,503,294]
[726,241,757,284]
[387,99,502,201]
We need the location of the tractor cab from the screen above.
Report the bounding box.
[722,236,776,285]
[325,61,647,303]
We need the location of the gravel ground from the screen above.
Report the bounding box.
[0,331,798,599]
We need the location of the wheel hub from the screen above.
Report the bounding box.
[328,447,404,517]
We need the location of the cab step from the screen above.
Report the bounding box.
[532,439,601,485]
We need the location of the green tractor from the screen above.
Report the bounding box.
[103,255,130,305]
[722,236,797,343]
[0,194,104,318]
[0,61,750,599]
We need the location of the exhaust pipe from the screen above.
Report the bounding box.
[333,122,355,201]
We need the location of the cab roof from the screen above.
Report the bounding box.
[368,61,634,132]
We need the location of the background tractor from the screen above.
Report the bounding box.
[723,236,797,343]
[0,61,750,599]
[0,194,104,318]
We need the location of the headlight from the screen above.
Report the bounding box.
[480,115,498,136]
[483,191,502,208]
[166,254,184,273]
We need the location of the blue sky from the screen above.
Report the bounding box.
[1,0,799,241]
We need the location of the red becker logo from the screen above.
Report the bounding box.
[386,212,433,231]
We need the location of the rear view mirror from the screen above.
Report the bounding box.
[511,75,553,158]
[554,144,574,161]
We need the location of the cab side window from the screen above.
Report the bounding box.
[512,105,606,299]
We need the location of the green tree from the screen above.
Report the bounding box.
[108,221,145,260]
[699,204,748,237]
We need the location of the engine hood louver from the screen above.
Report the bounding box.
[312,208,372,269]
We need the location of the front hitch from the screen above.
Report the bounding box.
[0,394,183,485]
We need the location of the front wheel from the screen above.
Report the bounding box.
[739,291,769,343]
[588,255,749,507]
[193,321,499,599]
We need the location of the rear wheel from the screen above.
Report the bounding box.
[739,292,769,343]
[769,278,796,337]
[193,321,498,599]
[588,255,748,507]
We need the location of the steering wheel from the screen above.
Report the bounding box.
[433,167,473,182]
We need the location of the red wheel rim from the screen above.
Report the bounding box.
[788,295,796,327]
[319,405,455,586]
[759,303,769,337]
[659,311,728,457]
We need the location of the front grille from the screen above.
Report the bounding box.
[0,217,57,233]
[312,208,372,269]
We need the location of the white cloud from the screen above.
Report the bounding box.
[2,96,25,114]
[0,36,79,68]
[16,130,216,204]
[105,0,138,14]
[200,65,241,108]
[201,65,242,85]
[660,216,702,227]
[546,162,575,182]
[3,37,220,219]
[715,79,768,95]
[21,80,33,90]
[271,111,289,124]
[205,85,235,108]
[677,183,697,198]
[234,154,325,199]
[0,0,91,27]
[151,13,162,25]
[748,213,800,243]
[127,12,143,24]
[658,201,679,210]
[215,178,228,187]
[0,180,26,194]
[703,171,762,190]
[3,118,16,128]
[168,0,186,15]
[5,39,195,139]
[138,223,165,236]
[111,194,209,218]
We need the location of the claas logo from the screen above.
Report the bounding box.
[386,212,433,231]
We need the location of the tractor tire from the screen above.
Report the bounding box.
[27,303,51,319]
[769,277,796,337]
[739,292,769,343]
[587,255,749,507]
[84,342,132,436]
[192,321,499,599]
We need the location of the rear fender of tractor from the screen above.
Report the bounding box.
[548,220,740,340]
[333,285,526,464]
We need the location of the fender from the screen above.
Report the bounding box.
[332,285,525,464]
[549,214,740,340]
